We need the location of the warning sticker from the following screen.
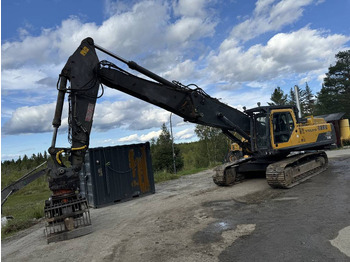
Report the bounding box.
[85,103,95,122]
[80,46,89,56]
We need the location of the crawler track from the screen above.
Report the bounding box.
[212,159,248,186]
[213,151,328,188]
[266,151,328,188]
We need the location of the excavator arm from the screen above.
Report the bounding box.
[98,64,251,136]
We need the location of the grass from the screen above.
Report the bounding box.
[1,175,51,239]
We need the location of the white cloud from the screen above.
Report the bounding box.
[175,128,195,140]
[2,34,54,69]
[208,27,349,84]
[254,0,277,15]
[2,98,174,135]
[173,0,209,18]
[167,17,216,46]
[93,100,171,131]
[2,67,55,91]
[103,0,134,17]
[118,130,162,143]
[2,102,64,135]
[167,0,217,50]
[162,59,197,81]
[118,134,139,142]
[117,127,195,144]
[2,0,216,70]
[2,0,218,102]
[3,2,167,68]
[231,0,314,42]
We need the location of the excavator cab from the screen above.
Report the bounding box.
[246,105,300,154]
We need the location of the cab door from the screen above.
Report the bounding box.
[270,109,297,149]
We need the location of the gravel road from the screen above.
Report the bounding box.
[2,149,350,261]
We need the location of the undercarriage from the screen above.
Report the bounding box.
[213,151,328,188]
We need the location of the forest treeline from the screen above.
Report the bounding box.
[150,123,230,174]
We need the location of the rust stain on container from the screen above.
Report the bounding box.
[79,142,155,207]
[128,146,150,193]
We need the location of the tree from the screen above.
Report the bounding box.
[151,123,183,173]
[195,125,229,166]
[268,87,288,106]
[269,83,316,117]
[288,84,315,117]
[315,50,350,118]
[303,83,316,116]
[315,84,340,116]
[22,154,30,169]
[43,151,48,160]
[288,85,305,111]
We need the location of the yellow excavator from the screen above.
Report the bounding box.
[225,143,243,162]
[28,38,335,241]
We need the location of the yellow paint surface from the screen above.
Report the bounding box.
[128,147,150,193]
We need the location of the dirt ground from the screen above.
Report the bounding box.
[2,149,350,261]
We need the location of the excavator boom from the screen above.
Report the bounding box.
[49,37,252,194]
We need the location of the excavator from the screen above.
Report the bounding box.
[13,37,336,242]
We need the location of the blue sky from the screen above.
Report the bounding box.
[2,0,350,161]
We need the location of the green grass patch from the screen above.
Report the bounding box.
[1,179,51,239]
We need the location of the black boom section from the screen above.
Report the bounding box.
[60,38,100,166]
[49,37,101,192]
[98,66,251,134]
[98,67,198,121]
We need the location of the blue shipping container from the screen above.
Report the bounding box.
[79,142,155,207]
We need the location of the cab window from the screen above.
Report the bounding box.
[256,115,268,149]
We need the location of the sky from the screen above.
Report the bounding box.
[1,0,350,161]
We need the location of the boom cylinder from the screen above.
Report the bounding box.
[94,43,177,88]
[52,76,68,128]
[51,76,68,148]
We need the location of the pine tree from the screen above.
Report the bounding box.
[315,50,350,118]
[288,85,307,116]
[303,83,316,116]
[268,87,288,106]
[315,84,340,115]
